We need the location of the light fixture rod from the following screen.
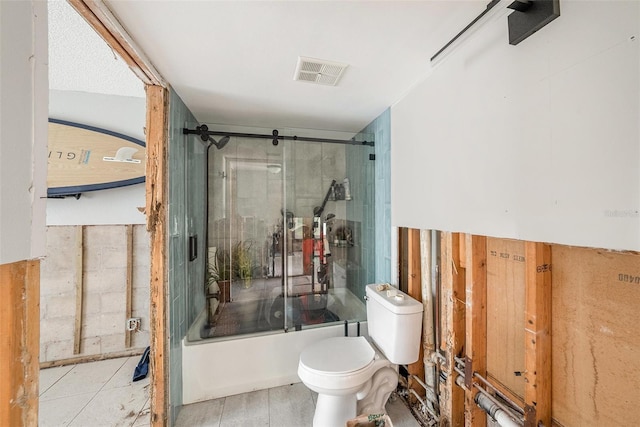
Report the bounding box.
[430,0,501,62]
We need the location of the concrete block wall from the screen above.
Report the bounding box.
[40,225,150,362]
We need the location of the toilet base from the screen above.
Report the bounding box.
[314,393,357,427]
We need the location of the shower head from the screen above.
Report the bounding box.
[208,135,230,150]
[195,125,230,150]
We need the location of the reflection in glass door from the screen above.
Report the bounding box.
[200,124,373,340]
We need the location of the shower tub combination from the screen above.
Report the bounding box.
[181,123,376,403]
[182,288,367,404]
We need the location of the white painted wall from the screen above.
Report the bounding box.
[47,90,146,225]
[0,1,48,264]
[391,1,640,251]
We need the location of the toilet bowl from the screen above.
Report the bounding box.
[298,336,395,427]
[298,284,424,427]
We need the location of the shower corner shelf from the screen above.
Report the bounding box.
[330,241,354,248]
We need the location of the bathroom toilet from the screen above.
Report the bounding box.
[298,283,423,427]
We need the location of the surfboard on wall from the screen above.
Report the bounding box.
[47,119,146,197]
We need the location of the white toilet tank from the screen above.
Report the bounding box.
[365,283,423,365]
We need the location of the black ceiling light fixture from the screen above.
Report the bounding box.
[507,0,560,45]
[430,0,560,62]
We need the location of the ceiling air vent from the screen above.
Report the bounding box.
[294,56,348,86]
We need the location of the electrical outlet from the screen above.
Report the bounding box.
[126,317,141,331]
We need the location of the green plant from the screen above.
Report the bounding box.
[232,241,254,285]
[206,247,232,292]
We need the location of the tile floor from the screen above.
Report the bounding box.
[40,356,421,427]
[175,383,420,427]
[39,357,150,427]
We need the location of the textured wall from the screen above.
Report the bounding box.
[39,225,150,362]
[0,0,48,263]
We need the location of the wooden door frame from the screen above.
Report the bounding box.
[67,1,169,425]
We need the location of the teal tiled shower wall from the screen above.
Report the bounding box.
[168,88,206,424]
[345,134,375,298]
[359,108,391,283]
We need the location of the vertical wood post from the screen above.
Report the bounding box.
[125,224,134,348]
[398,227,409,292]
[524,242,552,427]
[439,232,466,426]
[0,260,40,427]
[146,85,168,427]
[74,226,84,354]
[464,234,487,426]
[406,228,424,398]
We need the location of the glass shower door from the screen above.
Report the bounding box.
[202,123,374,339]
[206,126,287,337]
[281,130,374,332]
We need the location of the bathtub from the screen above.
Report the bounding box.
[182,288,367,404]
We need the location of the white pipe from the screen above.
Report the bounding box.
[409,374,438,405]
[495,410,521,427]
[420,230,442,420]
[409,388,439,421]
[475,390,523,427]
[420,230,436,391]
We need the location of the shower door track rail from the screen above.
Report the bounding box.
[183,125,375,146]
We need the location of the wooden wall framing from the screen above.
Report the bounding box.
[0,260,40,427]
[436,233,554,427]
[146,85,169,426]
[433,233,640,427]
[439,232,465,426]
[405,229,424,398]
[67,4,170,425]
[464,234,487,426]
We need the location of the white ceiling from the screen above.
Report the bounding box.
[55,1,493,132]
[49,1,145,98]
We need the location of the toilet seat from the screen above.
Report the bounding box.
[300,336,375,375]
[298,336,386,395]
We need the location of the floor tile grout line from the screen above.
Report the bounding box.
[219,396,227,427]
[267,387,271,427]
[39,364,76,398]
[129,393,150,427]
[65,357,131,426]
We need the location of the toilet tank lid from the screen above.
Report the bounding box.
[366,284,424,315]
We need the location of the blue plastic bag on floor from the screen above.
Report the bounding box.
[133,346,150,382]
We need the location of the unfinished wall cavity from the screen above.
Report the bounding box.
[433,230,640,426]
[40,225,150,363]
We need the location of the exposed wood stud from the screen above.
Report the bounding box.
[74,226,84,355]
[464,234,487,426]
[398,227,409,293]
[125,224,134,348]
[439,232,465,426]
[406,228,424,399]
[0,260,40,427]
[524,242,552,427]
[146,85,169,427]
[458,233,467,269]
